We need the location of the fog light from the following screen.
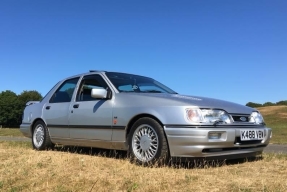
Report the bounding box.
[208,132,221,139]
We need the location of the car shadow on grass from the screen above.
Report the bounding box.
[51,145,263,169]
[170,156,263,169]
[53,145,128,160]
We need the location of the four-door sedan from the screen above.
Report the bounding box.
[20,70,272,164]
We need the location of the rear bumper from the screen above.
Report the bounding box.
[20,123,32,138]
[164,126,272,159]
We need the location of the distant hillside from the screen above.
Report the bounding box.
[257,105,287,144]
[246,100,287,108]
[257,105,287,122]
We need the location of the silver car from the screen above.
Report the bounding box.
[20,70,272,164]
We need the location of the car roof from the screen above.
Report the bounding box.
[61,70,150,82]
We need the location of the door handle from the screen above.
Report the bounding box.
[46,106,51,110]
[73,104,79,108]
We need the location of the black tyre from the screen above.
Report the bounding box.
[128,117,169,165]
[32,120,54,150]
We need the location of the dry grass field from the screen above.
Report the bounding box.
[1,141,287,192]
[0,128,23,137]
[0,106,286,191]
[257,105,287,144]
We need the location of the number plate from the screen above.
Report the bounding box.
[240,129,264,141]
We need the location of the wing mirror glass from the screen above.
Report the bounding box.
[91,88,108,99]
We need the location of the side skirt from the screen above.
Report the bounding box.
[50,137,128,150]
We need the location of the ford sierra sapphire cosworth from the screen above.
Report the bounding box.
[20,70,272,164]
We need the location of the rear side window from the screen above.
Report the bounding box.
[50,78,80,103]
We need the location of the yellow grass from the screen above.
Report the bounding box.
[0,128,23,137]
[0,141,287,192]
[258,105,287,118]
[257,105,287,144]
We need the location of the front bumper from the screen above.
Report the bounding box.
[164,125,272,159]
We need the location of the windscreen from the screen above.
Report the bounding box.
[105,72,177,94]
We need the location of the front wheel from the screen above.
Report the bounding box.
[128,117,169,165]
[32,120,54,150]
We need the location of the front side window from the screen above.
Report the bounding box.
[50,78,80,103]
[76,74,109,101]
[105,72,177,94]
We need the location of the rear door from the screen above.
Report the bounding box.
[43,77,80,139]
[69,74,113,141]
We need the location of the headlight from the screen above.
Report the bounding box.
[185,108,232,124]
[249,112,264,124]
[185,109,204,123]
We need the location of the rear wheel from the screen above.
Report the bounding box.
[32,120,54,150]
[128,117,169,165]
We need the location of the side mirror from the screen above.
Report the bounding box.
[91,88,112,99]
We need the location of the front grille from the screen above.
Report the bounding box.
[232,115,250,122]
[234,137,262,145]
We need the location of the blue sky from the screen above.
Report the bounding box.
[0,0,286,105]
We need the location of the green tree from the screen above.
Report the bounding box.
[0,90,21,127]
[263,102,275,107]
[276,100,287,106]
[246,102,263,108]
[18,90,42,107]
[0,90,42,128]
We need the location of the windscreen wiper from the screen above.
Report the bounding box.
[142,90,164,93]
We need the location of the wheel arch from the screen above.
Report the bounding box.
[126,113,164,138]
[125,114,170,154]
[30,118,46,134]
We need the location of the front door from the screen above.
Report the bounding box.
[68,74,113,141]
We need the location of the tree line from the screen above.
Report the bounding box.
[246,100,287,108]
[0,90,42,128]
